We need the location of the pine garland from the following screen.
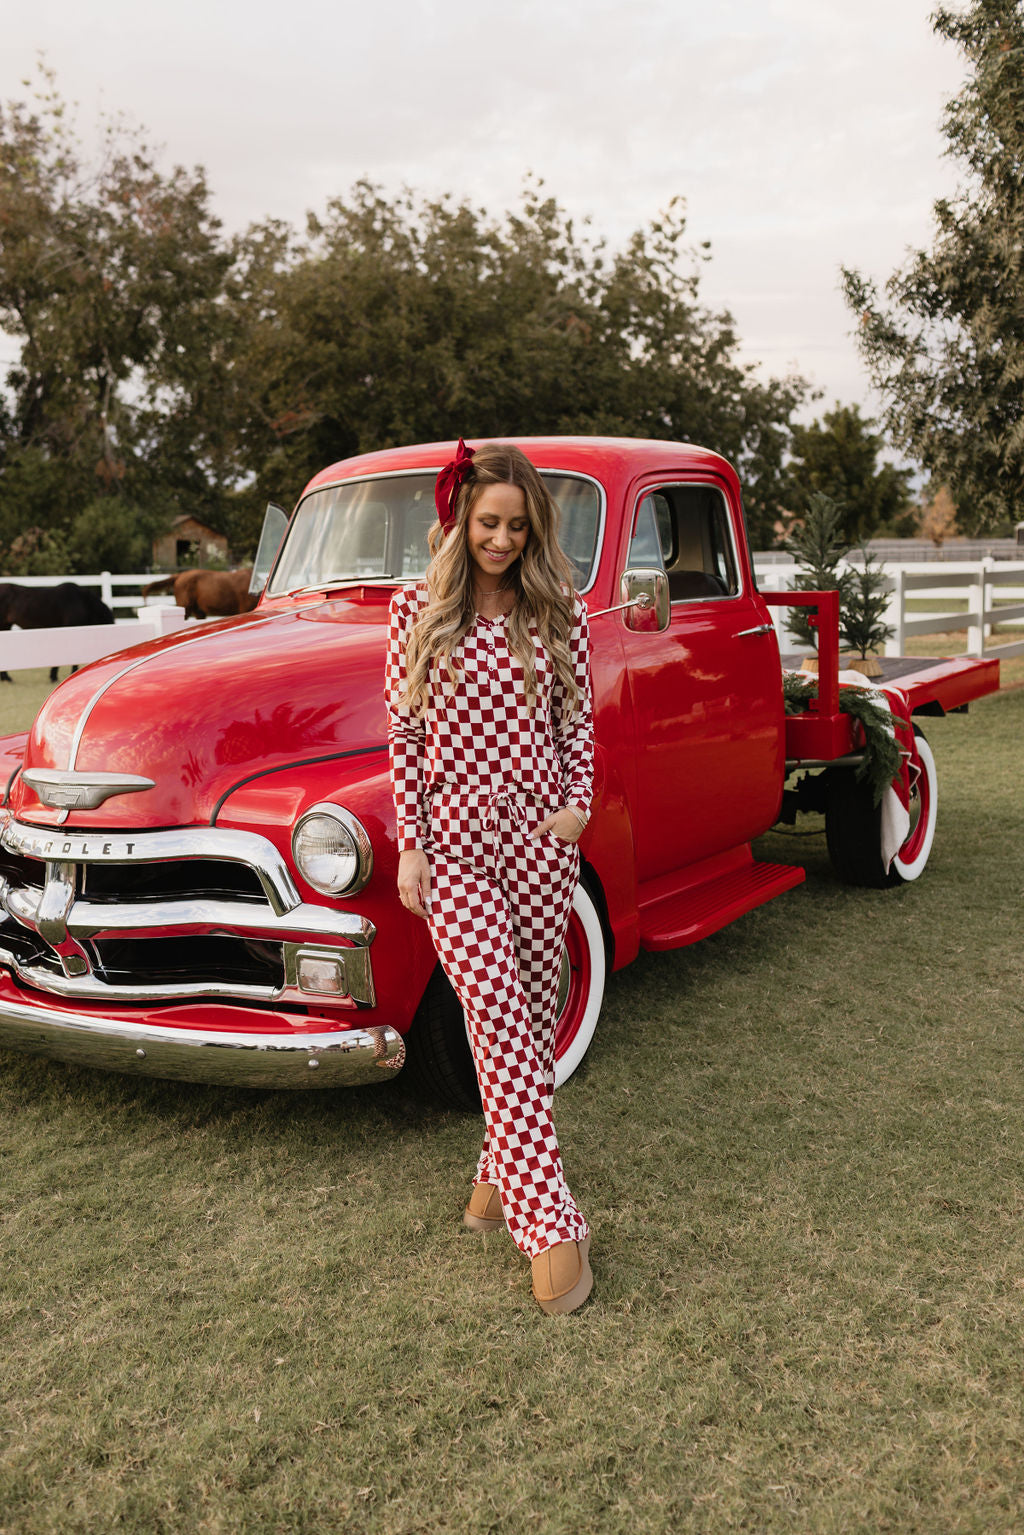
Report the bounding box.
[783,672,902,806]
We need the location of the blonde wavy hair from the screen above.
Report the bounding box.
[401,443,579,718]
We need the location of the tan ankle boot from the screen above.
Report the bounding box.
[531,1236,593,1315]
[463,1182,504,1232]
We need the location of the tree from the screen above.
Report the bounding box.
[0,67,240,562]
[231,182,808,541]
[917,484,960,546]
[783,403,914,542]
[66,499,165,574]
[840,545,895,660]
[780,492,855,649]
[841,0,1024,533]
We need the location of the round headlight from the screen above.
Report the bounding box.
[292,804,373,896]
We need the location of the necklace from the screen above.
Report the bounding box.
[472,580,513,617]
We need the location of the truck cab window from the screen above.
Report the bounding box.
[630,485,738,601]
[627,495,668,570]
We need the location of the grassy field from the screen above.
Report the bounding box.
[0,678,1022,1532]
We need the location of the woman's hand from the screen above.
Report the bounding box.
[530,806,587,845]
[397,850,431,918]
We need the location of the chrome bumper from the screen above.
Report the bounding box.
[0,995,405,1089]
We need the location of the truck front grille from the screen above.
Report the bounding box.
[82,860,267,905]
[91,935,285,990]
[0,820,375,1005]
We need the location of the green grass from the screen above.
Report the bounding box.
[1,688,1022,1530]
[0,670,62,738]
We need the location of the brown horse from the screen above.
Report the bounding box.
[142,568,258,621]
[0,581,115,682]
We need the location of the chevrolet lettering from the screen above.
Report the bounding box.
[2,830,138,860]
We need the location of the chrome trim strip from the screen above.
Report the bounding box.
[0,936,372,1005]
[0,947,281,1003]
[59,897,374,945]
[0,996,405,1088]
[66,611,286,770]
[1,822,302,917]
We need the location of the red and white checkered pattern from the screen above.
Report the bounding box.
[385,592,594,1259]
[385,588,594,853]
[429,795,587,1257]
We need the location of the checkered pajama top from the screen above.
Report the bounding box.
[385,586,595,853]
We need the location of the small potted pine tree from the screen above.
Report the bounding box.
[781,492,854,662]
[782,494,893,675]
[839,544,894,676]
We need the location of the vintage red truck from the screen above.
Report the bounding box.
[0,438,1000,1106]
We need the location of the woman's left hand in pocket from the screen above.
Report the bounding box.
[530,807,584,845]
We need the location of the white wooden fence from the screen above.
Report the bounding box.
[883,561,1024,659]
[0,604,186,674]
[0,573,183,674]
[753,557,1024,661]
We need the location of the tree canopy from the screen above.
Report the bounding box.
[1,72,814,566]
[842,0,1024,533]
[783,404,914,541]
[231,181,809,550]
[0,68,240,569]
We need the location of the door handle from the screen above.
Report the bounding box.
[735,624,774,637]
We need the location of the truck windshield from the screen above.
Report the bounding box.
[267,470,603,596]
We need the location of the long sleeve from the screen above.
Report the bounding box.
[550,597,594,815]
[385,591,428,852]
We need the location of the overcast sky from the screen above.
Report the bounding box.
[1,0,967,425]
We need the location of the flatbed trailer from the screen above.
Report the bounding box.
[764,588,1000,756]
[763,588,1000,889]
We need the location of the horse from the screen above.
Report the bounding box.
[0,582,115,683]
[142,568,258,621]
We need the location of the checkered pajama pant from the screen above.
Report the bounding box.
[426,791,590,1260]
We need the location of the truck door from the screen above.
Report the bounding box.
[619,478,785,883]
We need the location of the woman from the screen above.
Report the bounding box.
[385,440,594,1316]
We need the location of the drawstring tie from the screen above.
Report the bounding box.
[483,788,533,835]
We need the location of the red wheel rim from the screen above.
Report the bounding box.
[898,751,931,863]
[554,909,592,1063]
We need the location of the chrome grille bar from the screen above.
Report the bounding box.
[1,822,302,916]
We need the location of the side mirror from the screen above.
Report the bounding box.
[621,568,669,632]
[249,503,290,596]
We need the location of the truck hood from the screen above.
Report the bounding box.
[13,595,392,828]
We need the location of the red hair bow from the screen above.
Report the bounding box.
[434,439,475,533]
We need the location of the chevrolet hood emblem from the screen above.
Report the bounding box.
[22,770,156,811]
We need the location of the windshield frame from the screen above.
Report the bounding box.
[267,465,607,597]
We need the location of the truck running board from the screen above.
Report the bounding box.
[637,851,805,952]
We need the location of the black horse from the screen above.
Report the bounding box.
[0,582,115,683]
